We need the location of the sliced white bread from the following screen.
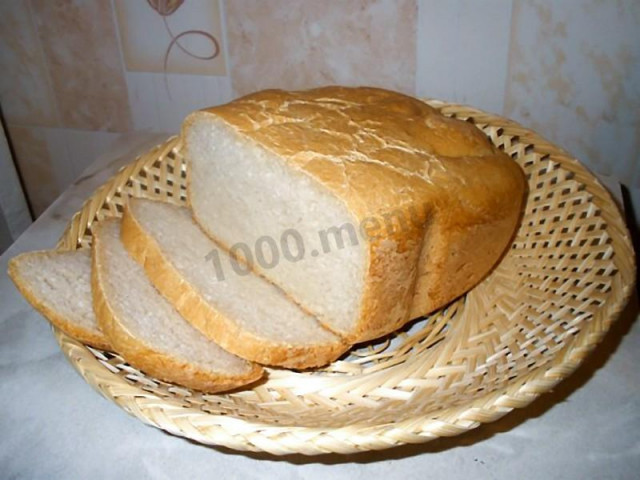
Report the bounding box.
[8,250,111,350]
[183,86,525,343]
[92,218,263,393]
[120,198,349,369]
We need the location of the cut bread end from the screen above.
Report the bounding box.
[8,250,111,350]
[92,218,263,393]
[121,198,350,369]
[186,115,367,340]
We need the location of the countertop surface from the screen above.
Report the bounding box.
[1,134,638,479]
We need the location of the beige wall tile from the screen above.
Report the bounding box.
[226,0,417,96]
[416,0,513,114]
[39,128,121,191]
[126,72,233,133]
[7,126,61,217]
[0,1,58,127]
[63,129,122,176]
[29,0,132,132]
[505,0,640,187]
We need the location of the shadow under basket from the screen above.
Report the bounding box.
[54,100,635,456]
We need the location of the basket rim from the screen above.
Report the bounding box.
[53,99,636,456]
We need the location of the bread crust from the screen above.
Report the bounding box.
[92,219,263,393]
[184,86,526,343]
[8,251,111,350]
[120,204,350,369]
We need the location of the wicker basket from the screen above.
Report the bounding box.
[53,101,635,455]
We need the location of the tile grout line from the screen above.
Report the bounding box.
[219,0,234,94]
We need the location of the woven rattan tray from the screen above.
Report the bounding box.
[53,101,635,455]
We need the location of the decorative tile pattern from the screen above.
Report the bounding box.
[505,0,640,187]
[29,0,132,132]
[0,1,58,126]
[226,0,417,96]
[113,0,226,76]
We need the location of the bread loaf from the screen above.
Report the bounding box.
[184,86,525,343]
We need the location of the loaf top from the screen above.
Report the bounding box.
[191,86,524,225]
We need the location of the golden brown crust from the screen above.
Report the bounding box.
[184,86,526,342]
[120,204,350,369]
[8,251,111,350]
[92,220,264,393]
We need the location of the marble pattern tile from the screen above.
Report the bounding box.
[7,126,61,217]
[0,1,58,127]
[226,0,417,96]
[505,0,640,187]
[416,0,513,114]
[29,0,132,132]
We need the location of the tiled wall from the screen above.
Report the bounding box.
[1,0,638,217]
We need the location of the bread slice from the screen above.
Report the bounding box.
[120,198,349,369]
[183,86,525,343]
[92,218,263,393]
[8,250,111,349]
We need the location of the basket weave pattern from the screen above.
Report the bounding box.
[54,101,635,455]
